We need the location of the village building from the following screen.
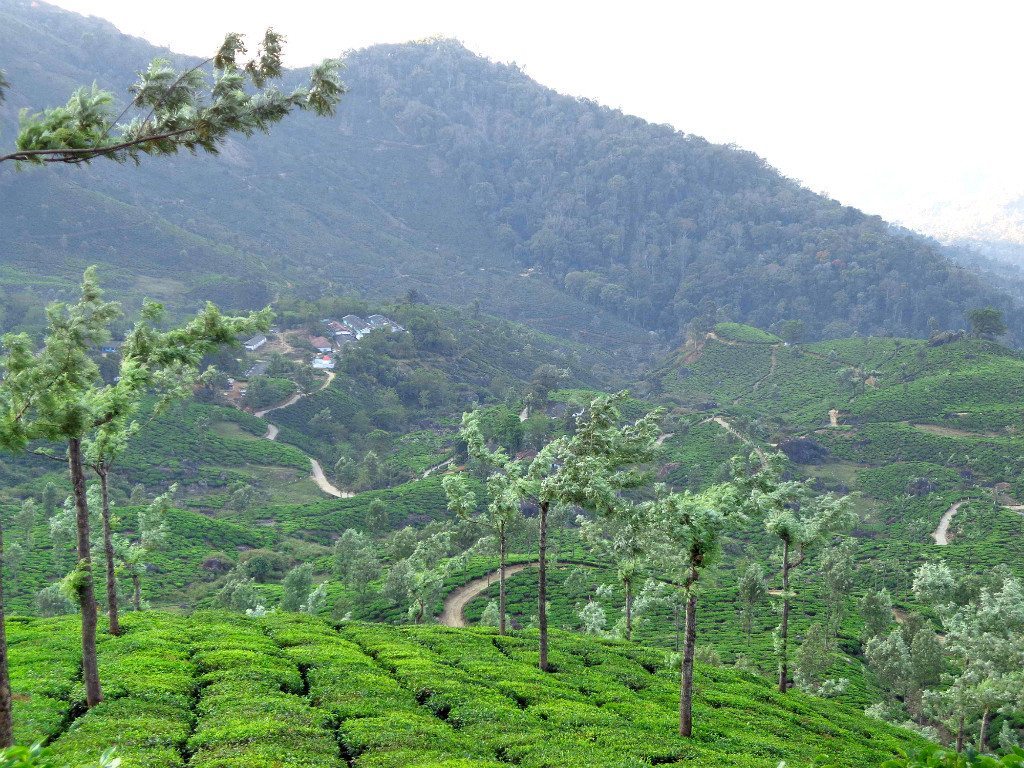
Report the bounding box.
[243,334,267,352]
[312,354,335,370]
[342,315,371,338]
[309,335,333,353]
[244,361,269,378]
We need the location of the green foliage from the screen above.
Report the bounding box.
[714,323,781,344]
[884,745,1024,767]
[4,30,342,165]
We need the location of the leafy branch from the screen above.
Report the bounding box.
[0,30,344,166]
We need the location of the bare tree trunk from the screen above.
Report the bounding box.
[498,528,507,636]
[978,708,990,753]
[0,520,14,747]
[778,539,791,694]
[68,438,103,707]
[955,716,965,753]
[624,576,633,642]
[97,468,121,636]
[538,500,549,672]
[679,578,698,737]
[132,573,141,611]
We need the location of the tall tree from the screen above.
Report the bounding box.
[650,482,742,737]
[0,29,341,736]
[458,392,661,670]
[737,562,768,638]
[576,505,654,641]
[1,31,342,166]
[820,538,856,642]
[444,473,520,635]
[742,453,854,693]
[0,270,266,710]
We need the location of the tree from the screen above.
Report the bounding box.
[14,500,36,548]
[820,539,856,640]
[0,520,10,748]
[737,562,768,637]
[1,31,342,166]
[281,563,314,612]
[444,472,518,636]
[650,481,742,737]
[967,308,1007,340]
[384,531,456,624]
[915,565,1024,753]
[795,622,834,693]
[457,391,661,670]
[577,504,655,641]
[0,269,267,711]
[366,498,389,535]
[860,588,894,642]
[776,319,806,344]
[118,485,174,610]
[745,453,854,693]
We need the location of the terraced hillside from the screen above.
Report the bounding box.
[9,611,921,768]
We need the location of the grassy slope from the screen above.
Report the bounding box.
[10,611,922,767]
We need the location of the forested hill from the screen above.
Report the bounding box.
[1,0,1018,344]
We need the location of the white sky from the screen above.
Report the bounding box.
[44,0,1024,239]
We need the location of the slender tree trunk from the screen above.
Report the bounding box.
[778,540,791,694]
[978,708,990,753]
[68,438,102,707]
[97,468,121,636]
[132,573,141,611]
[955,716,965,753]
[0,519,14,747]
[498,528,507,636]
[538,500,549,672]
[624,576,633,641]
[680,577,698,737]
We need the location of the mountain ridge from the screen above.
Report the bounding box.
[0,0,1019,347]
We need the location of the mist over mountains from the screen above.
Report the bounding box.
[1,0,1019,344]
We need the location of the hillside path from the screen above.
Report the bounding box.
[931,501,965,545]
[254,371,352,498]
[705,416,766,461]
[439,562,538,628]
[310,458,351,498]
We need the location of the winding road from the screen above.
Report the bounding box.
[439,562,538,628]
[254,371,352,498]
[931,501,964,545]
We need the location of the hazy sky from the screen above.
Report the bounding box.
[45,0,1024,238]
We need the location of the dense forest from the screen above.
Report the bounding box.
[1,0,1019,345]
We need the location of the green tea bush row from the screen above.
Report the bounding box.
[47,613,195,768]
[187,612,341,768]
[6,616,82,746]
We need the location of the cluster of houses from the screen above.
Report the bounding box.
[310,314,405,371]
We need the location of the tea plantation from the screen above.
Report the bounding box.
[8,611,922,768]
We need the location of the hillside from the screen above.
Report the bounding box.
[9,610,921,767]
[1,0,1020,344]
